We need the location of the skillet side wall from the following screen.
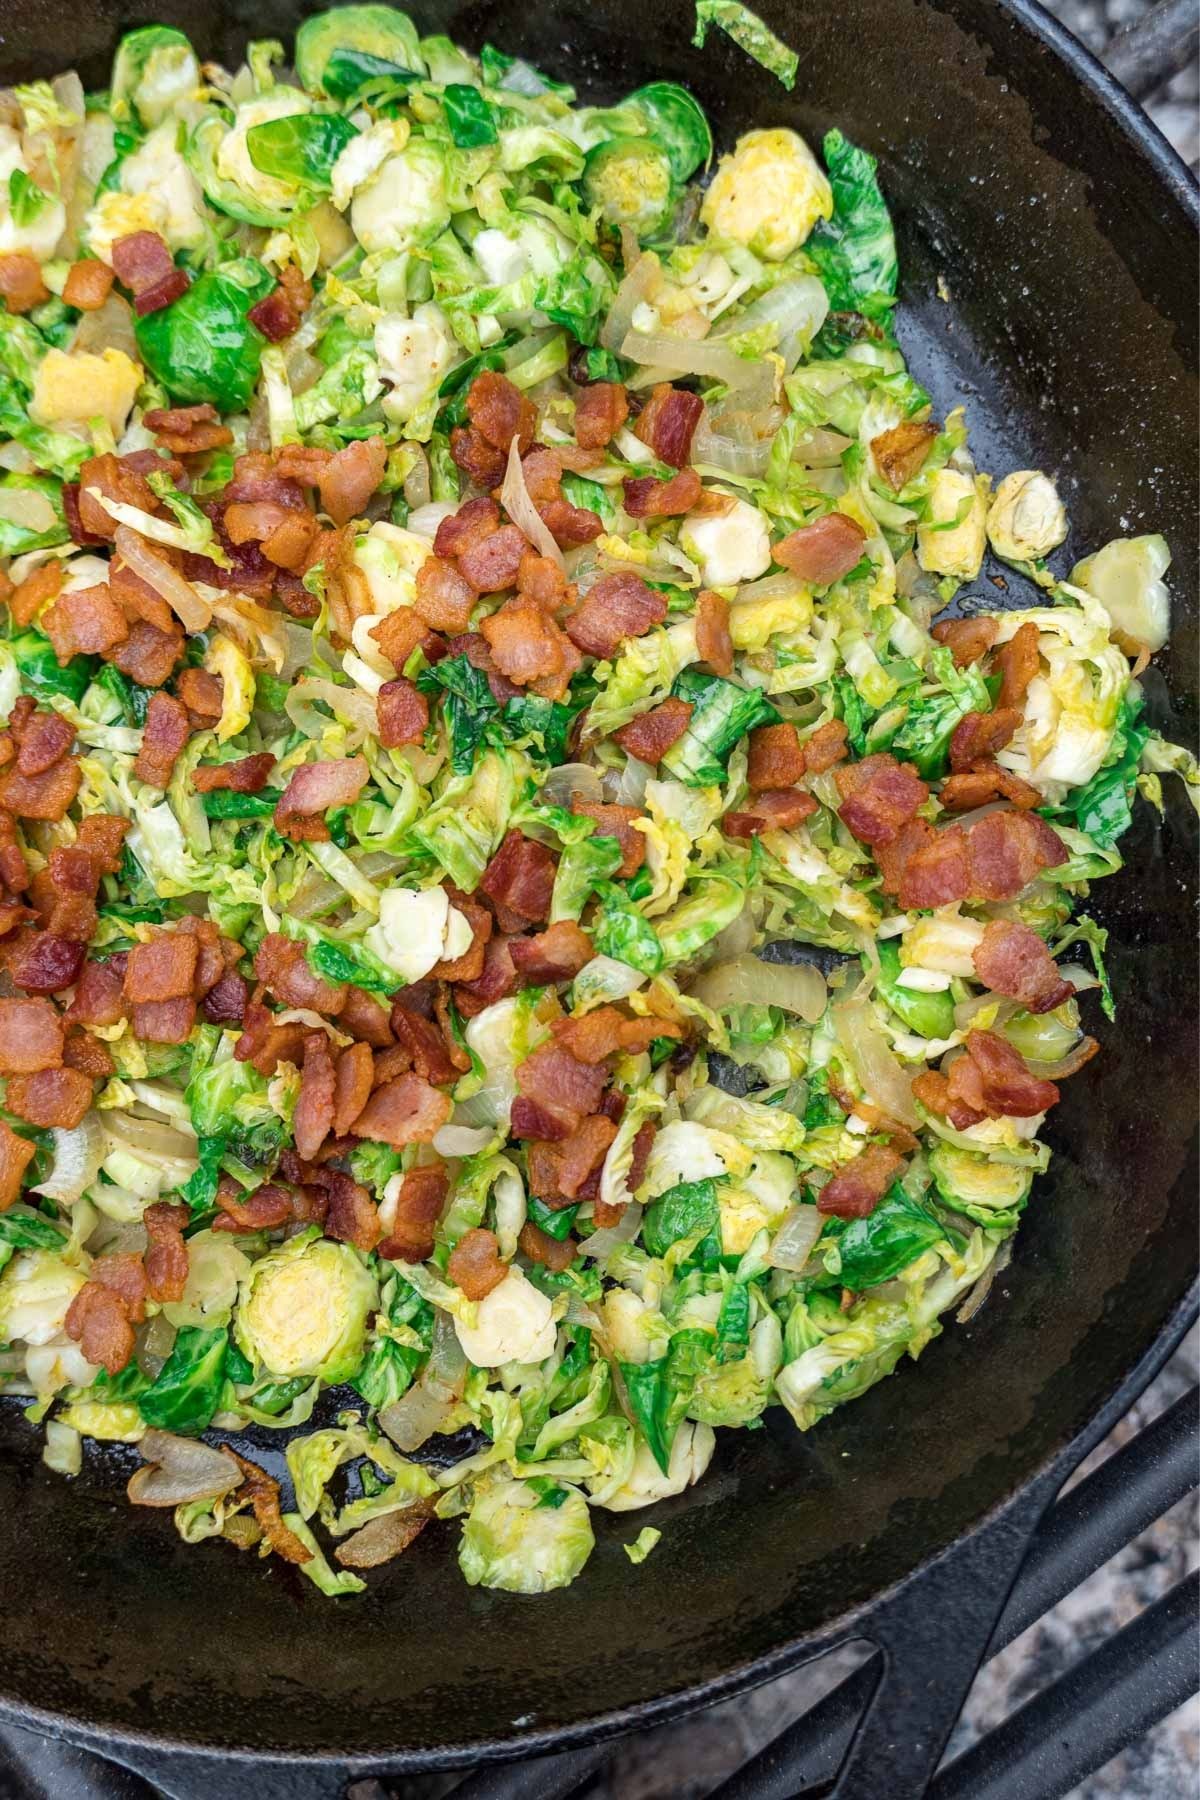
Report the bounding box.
[0,0,1194,1758]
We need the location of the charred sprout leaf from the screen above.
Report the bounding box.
[137,1325,229,1435]
[807,130,899,319]
[691,0,799,89]
[245,112,359,190]
[443,83,497,148]
[134,259,275,410]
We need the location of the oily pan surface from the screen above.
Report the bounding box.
[0,0,1193,1759]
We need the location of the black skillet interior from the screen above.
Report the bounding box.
[0,0,1195,1766]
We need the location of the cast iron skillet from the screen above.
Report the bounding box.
[0,0,1194,1792]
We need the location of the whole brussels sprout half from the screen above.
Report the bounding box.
[112,25,200,130]
[626,82,712,182]
[234,1232,378,1383]
[582,137,676,241]
[458,1478,595,1592]
[929,1141,1033,1231]
[985,470,1068,564]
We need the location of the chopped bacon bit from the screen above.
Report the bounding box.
[429,889,492,985]
[0,1118,35,1209]
[0,813,27,895]
[447,1226,508,1300]
[43,583,129,664]
[571,798,645,877]
[973,919,1074,1014]
[450,425,508,492]
[695,589,733,677]
[774,513,867,585]
[949,707,1022,772]
[623,467,702,519]
[254,934,345,1015]
[0,758,80,823]
[63,258,115,311]
[479,830,557,931]
[110,617,184,689]
[817,1143,904,1218]
[222,453,307,509]
[76,451,158,541]
[230,1454,312,1565]
[911,1068,983,1131]
[10,931,85,995]
[455,932,519,1016]
[332,1041,373,1137]
[414,554,477,632]
[549,1005,626,1065]
[63,483,104,547]
[234,993,308,1075]
[247,286,300,342]
[63,1029,114,1079]
[14,709,74,777]
[458,524,527,595]
[66,959,126,1028]
[518,1219,575,1271]
[482,599,574,694]
[65,1281,135,1375]
[388,1004,460,1087]
[213,1181,293,1233]
[836,753,929,847]
[174,667,224,726]
[376,676,429,749]
[352,1073,452,1147]
[516,550,568,610]
[614,696,694,763]
[293,1032,336,1161]
[125,933,198,1007]
[134,691,190,789]
[871,421,938,490]
[224,500,294,545]
[565,571,667,660]
[723,789,819,837]
[131,996,197,1044]
[466,371,537,453]
[192,753,277,795]
[509,920,593,985]
[628,1118,658,1193]
[932,614,999,667]
[435,498,500,558]
[0,997,63,1072]
[517,1042,607,1118]
[9,561,65,629]
[947,1028,1060,1119]
[995,621,1041,710]
[379,1165,449,1263]
[263,511,320,572]
[323,1170,381,1253]
[892,821,967,908]
[201,969,248,1025]
[77,814,129,876]
[556,1113,618,1199]
[574,381,629,449]
[371,605,440,671]
[143,1201,189,1303]
[539,496,605,548]
[7,1065,93,1129]
[144,403,233,455]
[134,267,190,315]
[337,985,393,1047]
[319,436,388,527]
[635,383,704,468]
[519,447,564,506]
[274,756,369,842]
[0,252,48,314]
[963,809,1068,901]
[525,1139,566,1200]
[940,764,1044,812]
[748,722,806,792]
[111,231,173,294]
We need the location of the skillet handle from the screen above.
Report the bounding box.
[827,1478,1053,1800]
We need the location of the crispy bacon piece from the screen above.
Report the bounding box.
[723,789,819,837]
[230,1454,312,1565]
[0,814,27,896]
[435,498,501,558]
[0,759,79,823]
[911,1067,983,1131]
[224,500,295,546]
[134,691,190,789]
[111,617,184,688]
[455,933,519,1016]
[836,754,929,847]
[263,511,320,572]
[574,381,629,449]
[774,513,867,585]
[565,571,666,659]
[111,231,174,294]
[817,1143,904,1218]
[375,676,429,750]
[323,1170,381,1252]
[124,933,198,1003]
[143,1201,189,1303]
[995,621,1041,711]
[871,421,938,490]
[332,1041,373,1137]
[247,286,300,342]
[694,589,733,677]
[8,561,64,629]
[66,959,126,1028]
[447,1226,508,1300]
[972,919,1074,1013]
[234,993,308,1075]
[213,1181,293,1234]
[413,554,477,632]
[42,583,128,662]
[274,756,369,842]
[63,258,115,310]
[480,599,574,694]
[192,752,277,795]
[479,831,556,931]
[352,1073,452,1147]
[175,667,224,727]
[223,453,307,508]
[76,451,159,540]
[748,722,806,791]
[13,708,74,777]
[293,1032,336,1160]
[0,1118,35,1209]
[133,267,190,315]
[613,696,693,763]
[318,437,388,527]
[466,371,537,453]
[964,809,1068,901]
[0,997,63,1072]
[556,1113,618,1199]
[509,920,593,985]
[947,1028,1060,1119]
[199,970,247,1026]
[371,605,441,671]
[940,764,1044,811]
[388,1004,460,1087]
[10,931,85,994]
[450,426,507,492]
[525,1139,567,1200]
[949,707,1022,772]
[513,551,567,613]
[517,1042,607,1118]
[63,483,104,547]
[932,614,998,667]
[337,986,392,1048]
[63,1029,114,1079]
[379,1165,449,1262]
[254,934,345,1015]
[7,1065,93,1128]
[131,996,197,1044]
[623,467,702,519]
[518,1219,575,1271]
[0,252,48,313]
[144,404,233,455]
[634,383,704,468]
[550,1005,626,1065]
[65,1281,135,1375]
[458,524,527,595]
[571,798,645,877]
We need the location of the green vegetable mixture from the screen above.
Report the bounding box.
[0,2,1193,1598]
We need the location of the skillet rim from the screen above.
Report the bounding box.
[0,0,1195,1772]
